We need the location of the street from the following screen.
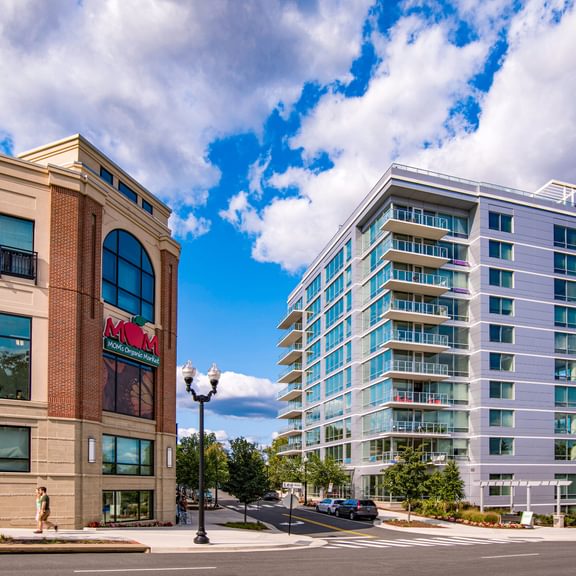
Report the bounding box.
[0,541,573,576]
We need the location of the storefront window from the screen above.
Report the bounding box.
[102,435,153,476]
[0,426,30,472]
[102,490,153,524]
[103,354,155,419]
[0,313,31,400]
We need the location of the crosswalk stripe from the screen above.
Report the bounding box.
[426,538,481,546]
[390,539,437,547]
[448,537,512,544]
[324,535,526,550]
[345,540,391,548]
[412,538,458,546]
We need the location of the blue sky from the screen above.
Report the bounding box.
[1,0,576,446]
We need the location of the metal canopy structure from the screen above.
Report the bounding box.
[476,480,572,514]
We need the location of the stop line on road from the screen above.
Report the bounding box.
[323,536,539,550]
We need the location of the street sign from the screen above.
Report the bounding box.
[282,482,303,489]
[282,494,300,510]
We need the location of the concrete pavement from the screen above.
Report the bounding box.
[0,503,574,554]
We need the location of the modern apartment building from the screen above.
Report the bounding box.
[0,135,180,528]
[276,164,576,513]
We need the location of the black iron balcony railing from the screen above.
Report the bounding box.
[0,245,37,282]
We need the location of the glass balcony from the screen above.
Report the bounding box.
[378,359,449,381]
[278,401,303,419]
[379,390,450,407]
[278,362,303,384]
[277,322,304,347]
[381,239,449,268]
[380,451,449,464]
[381,268,449,296]
[277,301,304,329]
[277,442,303,454]
[277,421,303,436]
[381,299,449,324]
[381,208,449,240]
[278,342,303,365]
[365,421,451,437]
[380,329,450,353]
[277,382,303,401]
[0,245,38,282]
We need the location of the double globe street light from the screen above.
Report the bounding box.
[182,360,221,545]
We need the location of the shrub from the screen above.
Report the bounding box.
[484,513,499,524]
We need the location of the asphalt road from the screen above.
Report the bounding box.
[1,541,573,576]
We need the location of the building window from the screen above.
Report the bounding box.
[100,166,113,185]
[489,473,513,496]
[325,249,344,283]
[118,181,138,203]
[555,474,576,499]
[489,296,514,316]
[489,409,514,427]
[489,240,513,260]
[489,268,513,288]
[555,386,576,408]
[555,332,576,355]
[555,359,576,381]
[489,437,514,455]
[555,306,576,329]
[306,274,321,303]
[0,313,31,400]
[489,324,514,343]
[102,229,155,322]
[0,426,30,472]
[102,435,153,475]
[489,381,514,400]
[102,490,153,524]
[490,353,514,371]
[325,274,344,305]
[325,442,351,464]
[555,279,576,302]
[103,354,154,419]
[554,252,576,276]
[554,225,576,250]
[489,212,513,233]
[554,413,576,435]
[142,200,153,215]
[0,214,36,280]
[554,439,576,461]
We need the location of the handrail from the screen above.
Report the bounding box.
[0,245,38,282]
[382,239,448,259]
[382,208,449,231]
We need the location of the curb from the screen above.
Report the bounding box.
[0,543,150,554]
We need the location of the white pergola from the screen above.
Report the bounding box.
[476,480,572,514]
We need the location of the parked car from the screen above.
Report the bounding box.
[315,498,345,515]
[262,491,280,501]
[334,499,379,521]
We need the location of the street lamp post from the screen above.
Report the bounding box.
[303,455,308,505]
[182,360,221,545]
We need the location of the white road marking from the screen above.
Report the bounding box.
[481,553,540,560]
[75,568,216,573]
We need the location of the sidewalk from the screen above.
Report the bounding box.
[1,504,574,554]
[0,505,320,554]
[373,508,576,542]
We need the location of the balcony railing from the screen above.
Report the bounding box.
[384,268,449,289]
[279,362,303,379]
[382,239,448,259]
[365,421,450,436]
[278,342,303,361]
[382,208,450,231]
[277,402,303,417]
[278,442,302,453]
[277,422,303,434]
[386,360,449,377]
[277,322,303,345]
[276,382,302,400]
[385,299,449,318]
[387,391,449,405]
[383,329,449,348]
[0,245,38,282]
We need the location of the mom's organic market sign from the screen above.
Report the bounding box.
[103,316,160,367]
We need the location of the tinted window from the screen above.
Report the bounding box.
[0,214,33,251]
[102,230,155,322]
[0,313,31,400]
[100,166,113,185]
[360,500,376,506]
[118,181,137,203]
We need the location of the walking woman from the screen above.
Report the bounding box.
[34,486,58,533]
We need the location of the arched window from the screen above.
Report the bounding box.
[102,230,155,322]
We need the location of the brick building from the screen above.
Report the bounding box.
[0,135,180,528]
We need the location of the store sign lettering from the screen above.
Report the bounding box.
[103,316,160,367]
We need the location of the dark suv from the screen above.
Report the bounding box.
[335,499,378,521]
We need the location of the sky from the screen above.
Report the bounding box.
[1,0,576,447]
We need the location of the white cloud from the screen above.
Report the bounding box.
[176,365,282,419]
[168,211,211,239]
[231,1,576,271]
[0,0,372,212]
[178,427,229,443]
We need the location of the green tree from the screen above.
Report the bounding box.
[307,455,349,495]
[264,437,301,489]
[438,460,465,511]
[176,432,221,492]
[205,442,229,507]
[382,447,429,523]
[224,437,268,523]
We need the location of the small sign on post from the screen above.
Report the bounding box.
[282,482,303,490]
[521,511,534,527]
